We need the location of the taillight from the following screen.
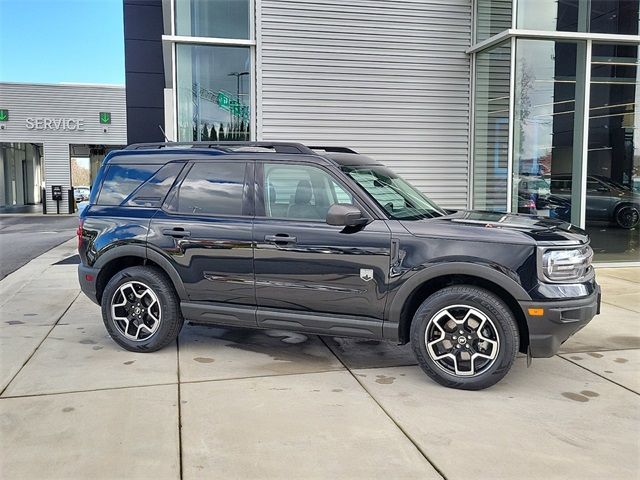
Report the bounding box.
[77,219,84,250]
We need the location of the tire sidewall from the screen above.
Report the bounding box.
[101,267,182,352]
[615,205,640,229]
[411,286,519,390]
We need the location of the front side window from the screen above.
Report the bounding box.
[97,164,161,206]
[167,162,246,216]
[263,164,353,221]
[343,165,445,220]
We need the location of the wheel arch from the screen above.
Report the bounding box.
[389,264,531,354]
[94,245,188,304]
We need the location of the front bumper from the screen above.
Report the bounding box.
[78,263,100,305]
[521,284,601,357]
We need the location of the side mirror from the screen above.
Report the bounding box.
[326,204,368,227]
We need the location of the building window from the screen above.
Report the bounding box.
[511,40,584,224]
[516,0,639,35]
[176,44,251,142]
[475,0,512,43]
[585,43,639,261]
[175,0,250,39]
[473,42,511,211]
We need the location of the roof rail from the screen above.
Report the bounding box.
[308,146,358,154]
[124,141,316,154]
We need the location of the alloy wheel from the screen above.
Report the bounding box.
[111,281,162,341]
[616,206,640,229]
[425,304,500,377]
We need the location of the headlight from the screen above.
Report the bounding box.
[540,245,593,282]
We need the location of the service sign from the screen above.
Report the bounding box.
[26,117,85,131]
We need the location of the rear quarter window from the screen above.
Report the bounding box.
[97,164,161,206]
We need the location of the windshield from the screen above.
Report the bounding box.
[343,165,446,220]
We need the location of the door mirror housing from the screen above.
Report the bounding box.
[326,204,368,227]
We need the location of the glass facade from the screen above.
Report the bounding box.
[176,44,251,142]
[473,42,511,211]
[175,0,250,39]
[585,43,639,260]
[472,0,640,262]
[517,0,640,35]
[170,0,254,143]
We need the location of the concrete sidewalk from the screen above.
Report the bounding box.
[1,240,638,479]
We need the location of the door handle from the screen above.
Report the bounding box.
[264,234,297,245]
[162,227,191,238]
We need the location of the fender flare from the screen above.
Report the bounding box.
[386,262,532,336]
[94,244,189,301]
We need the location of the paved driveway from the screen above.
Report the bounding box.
[1,240,638,479]
[0,215,77,279]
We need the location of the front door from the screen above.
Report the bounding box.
[148,160,255,326]
[253,162,391,336]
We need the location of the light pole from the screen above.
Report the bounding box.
[228,71,250,138]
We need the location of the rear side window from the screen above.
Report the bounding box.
[125,162,185,207]
[166,162,247,216]
[97,164,160,205]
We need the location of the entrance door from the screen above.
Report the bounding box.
[253,162,391,337]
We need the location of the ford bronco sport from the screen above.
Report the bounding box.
[78,142,600,390]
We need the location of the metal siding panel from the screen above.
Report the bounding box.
[259,0,471,208]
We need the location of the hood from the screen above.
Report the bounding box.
[400,210,589,245]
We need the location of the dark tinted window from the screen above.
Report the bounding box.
[167,162,246,215]
[97,164,161,205]
[126,162,185,207]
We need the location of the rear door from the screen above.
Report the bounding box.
[253,161,391,336]
[147,160,256,326]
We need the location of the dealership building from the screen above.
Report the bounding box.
[123,0,640,263]
[0,83,127,214]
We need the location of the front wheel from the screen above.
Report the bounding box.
[615,204,640,229]
[101,266,184,352]
[410,285,519,390]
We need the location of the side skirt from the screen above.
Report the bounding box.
[180,301,383,339]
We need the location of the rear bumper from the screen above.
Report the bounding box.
[78,263,100,305]
[521,285,601,357]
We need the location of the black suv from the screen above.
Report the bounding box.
[78,142,600,390]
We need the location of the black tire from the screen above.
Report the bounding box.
[614,204,640,229]
[410,285,519,390]
[101,266,184,352]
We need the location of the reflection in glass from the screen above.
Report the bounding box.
[512,40,583,224]
[517,0,639,35]
[473,42,511,211]
[475,0,512,42]
[175,0,250,39]
[176,44,251,142]
[585,43,640,262]
[590,0,639,35]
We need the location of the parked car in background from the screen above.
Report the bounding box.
[73,186,90,203]
[550,175,639,229]
[77,142,600,390]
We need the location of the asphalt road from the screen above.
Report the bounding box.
[0,215,78,279]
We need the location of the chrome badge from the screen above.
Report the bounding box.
[360,269,374,282]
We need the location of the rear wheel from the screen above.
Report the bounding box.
[101,266,183,352]
[410,285,519,390]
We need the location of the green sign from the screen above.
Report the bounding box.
[0,109,8,122]
[216,92,231,111]
[99,112,111,124]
